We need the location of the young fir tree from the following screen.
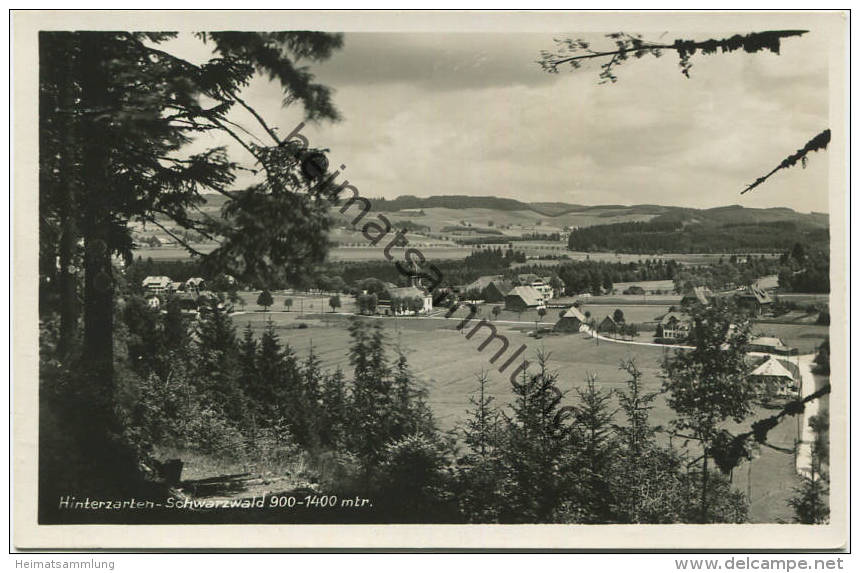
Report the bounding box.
[390,348,435,439]
[375,433,457,523]
[500,351,583,523]
[574,372,618,523]
[194,297,246,425]
[299,343,325,450]
[302,343,323,409]
[456,370,507,523]
[319,366,349,449]
[162,296,188,357]
[253,321,286,417]
[346,318,394,470]
[121,295,162,378]
[614,360,657,458]
[609,359,689,523]
[237,324,259,421]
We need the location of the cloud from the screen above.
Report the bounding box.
[178,29,831,214]
[313,33,558,91]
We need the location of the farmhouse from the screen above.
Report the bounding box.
[656,311,690,342]
[517,274,555,300]
[554,306,588,333]
[749,336,796,356]
[599,315,619,335]
[142,275,172,296]
[464,275,512,302]
[505,285,544,312]
[681,285,713,307]
[185,277,206,293]
[176,292,201,312]
[750,355,800,399]
[735,285,774,316]
[380,285,433,315]
[483,280,513,302]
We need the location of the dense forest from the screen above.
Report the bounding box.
[510,259,681,295]
[777,244,830,293]
[568,213,829,254]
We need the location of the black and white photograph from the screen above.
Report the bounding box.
[12,9,849,550]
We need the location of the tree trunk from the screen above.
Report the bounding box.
[78,33,116,429]
[56,49,79,358]
[701,451,709,523]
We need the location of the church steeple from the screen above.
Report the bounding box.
[410,257,422,288]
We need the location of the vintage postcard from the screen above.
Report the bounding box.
[12,10,849,550]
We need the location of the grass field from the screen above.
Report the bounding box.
[333,207,658,236]
[578,304,668,325]
[751,322,829,354]
[328,245,471,261]
[612,279,676,293]
[556,294,681,306]
[775,293,830,306]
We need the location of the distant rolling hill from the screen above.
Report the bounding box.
[144,193,827,255]
[566,205,829,254]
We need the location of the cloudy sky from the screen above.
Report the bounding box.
[176,28,830,213]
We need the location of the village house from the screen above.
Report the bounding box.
[176,291,200,312]
[379,285,433,316]
[735,285,774,316]
[656,311,691,342]
[749,355,800,400]
[599,315,619,336]
[483,279,513,302]
[185,277,206,294]
[681,285,714,307]
[464,275,512,302]
[504,285,545,312]
[550,276,566,299]
[749,336,796,356]
[142,275,172,296]
[554,306,588,333]
[517,274,555,300]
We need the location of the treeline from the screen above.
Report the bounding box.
[568,219,829,254]
[125,258,207,285]
[670,242,829,295]
[325,247,526,290]
[390,220,430,232]
[441,225,504,235]
[370,194,531,212]
[673,256,783,293]
[778,244,829,293]
[511,259,680,296]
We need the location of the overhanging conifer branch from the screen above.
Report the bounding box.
[741,129,831,194]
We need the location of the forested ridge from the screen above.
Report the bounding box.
[567,210,828,253]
